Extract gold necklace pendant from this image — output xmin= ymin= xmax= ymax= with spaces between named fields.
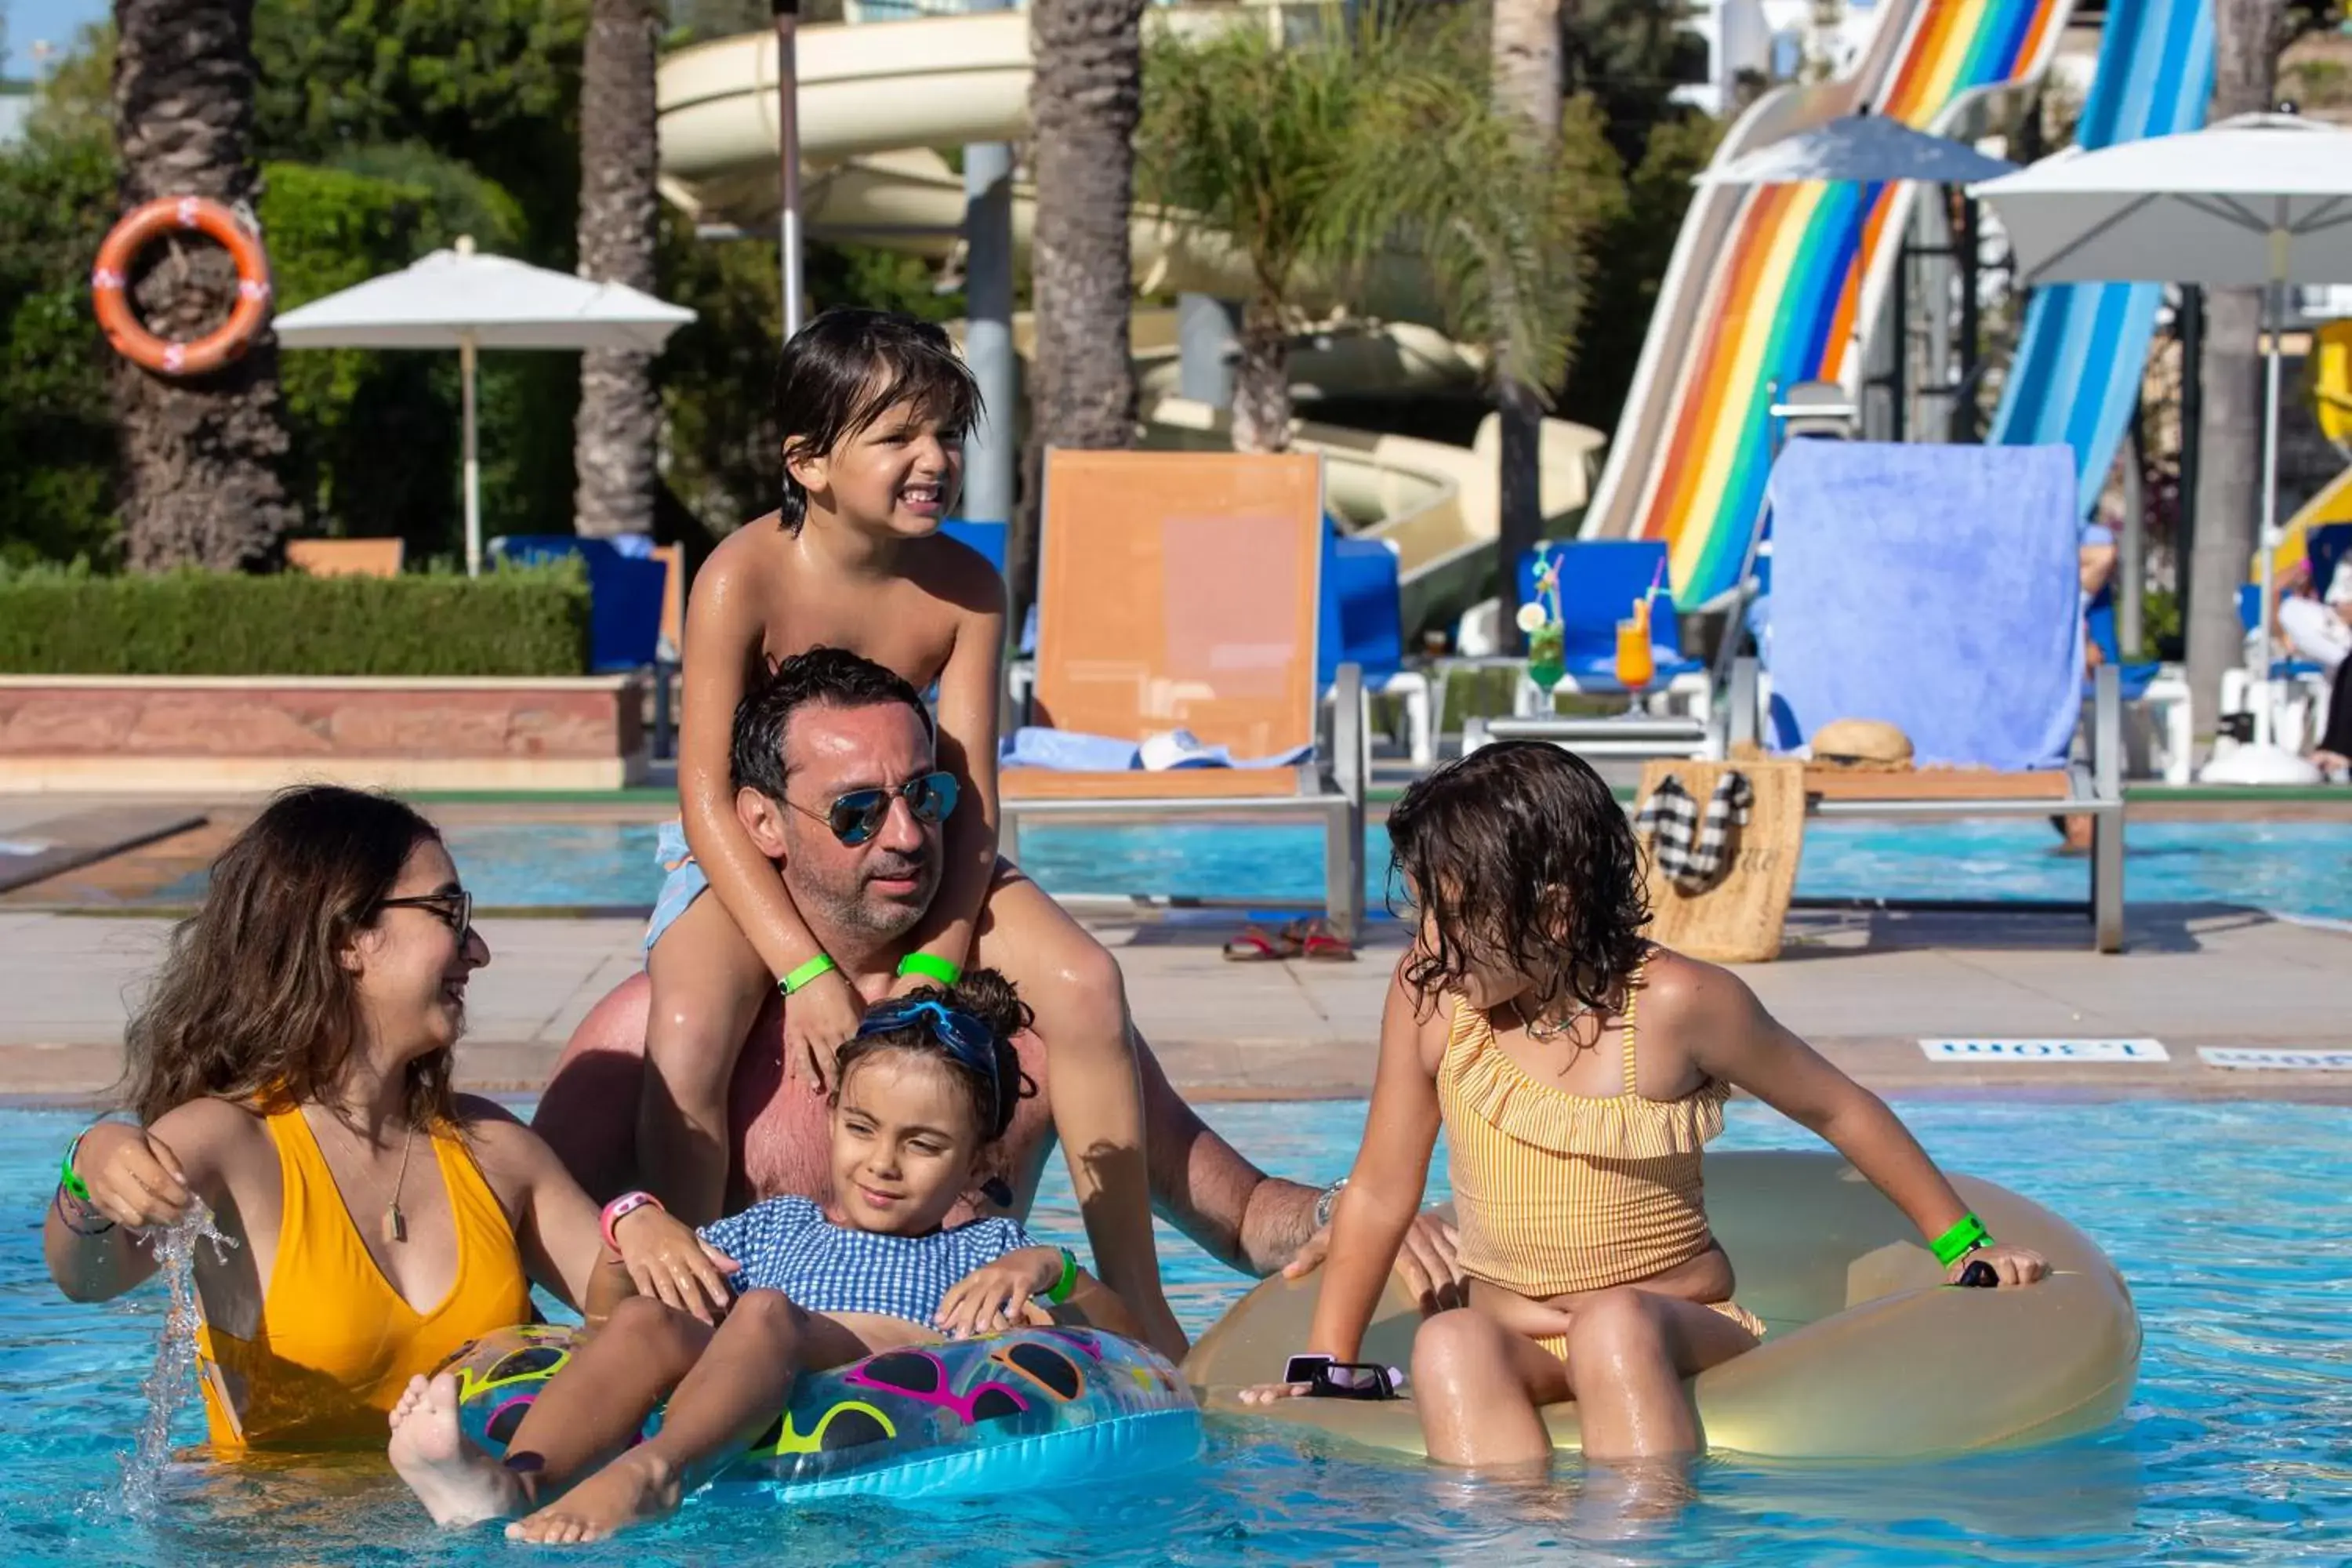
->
xmin=382 ymin=1202 xmax=408 ymax=1246
xmin=1512 ymin=996 xmax=1593 ymax=1042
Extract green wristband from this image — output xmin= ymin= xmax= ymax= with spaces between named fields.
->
xmin=779 ymin=953 xmax=838 ymax=996
xmin=1046 ymin=1247 xmax=1079 ymax=1305
xmin=1929 ymin=1211 xmax=1991 ymax=1268
xmin=895 ymin=953 xmax=962 ymax=986
xmin=59 ymin=1127 xmax=96 ymax=1203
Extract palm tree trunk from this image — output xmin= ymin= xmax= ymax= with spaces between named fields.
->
xmin=2184 ymin=0 xmax=2283 ymax=745
xmin=111 ymin=0 xmax=300 ymax=572
xmin=1490 ymin=0 xmax=1561 ymax=652
xmin=1017 ymin=0 xmax=1144 ymax=613
xmin=574 ymin=0 xmax=663 ymax=540
xmin=1229 ymin=296 xmax=1292 ymax=455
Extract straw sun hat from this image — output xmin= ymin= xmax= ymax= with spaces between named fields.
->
xmin=1809 ymin=717 xmax=1915 ymax=770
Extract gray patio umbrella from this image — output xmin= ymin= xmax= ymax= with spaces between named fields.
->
xmin=1973 ymin=112 xmax=2352 ymax=782
xmin=273 ymin=237 xmax=697 ymax=575
xmin=1697 ymin=110 xmax=2020 ymax=187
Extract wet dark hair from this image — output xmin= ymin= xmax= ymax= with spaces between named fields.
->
xmin=122 ymin=786 xmax=460 ymax=1131
xmin=1385 ymin=742 xmax=1650 ymax=1025
xmin=773 ymin=307 xmax=980 ymax=532
xmin=833 ymin=969 xmax=1035 ymax=1145
xmin=730 ymin=646 xmax=935 ymax=800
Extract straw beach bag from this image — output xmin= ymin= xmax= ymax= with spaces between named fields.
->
xmin=1632 ymin=757 xmax=1805 ymax=963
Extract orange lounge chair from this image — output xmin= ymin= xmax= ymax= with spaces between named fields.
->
xmin=285 ymin=538 xmax=404 ymax=577
xmin=1000 ymin=449 xmax=1368 ymax=938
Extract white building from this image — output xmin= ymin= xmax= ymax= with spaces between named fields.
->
xmin=1671 ymin=0 xmax=1889 ymax=116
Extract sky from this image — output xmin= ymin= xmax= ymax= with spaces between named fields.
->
xmin=3 ymin=0 xmax=108 ymax=78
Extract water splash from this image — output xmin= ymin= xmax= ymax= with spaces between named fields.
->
xmin=114 ymin=1207 xmax=237 ymax=1520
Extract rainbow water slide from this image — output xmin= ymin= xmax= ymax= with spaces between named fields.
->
xmin=1987 ymin=0 xmax=2213 ymax=515
xmin=1581 ymin=0 xmax=2074 ymax=607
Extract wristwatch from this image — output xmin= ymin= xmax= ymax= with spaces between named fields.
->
xmin=1314 ymin=1178 xmax=1348 ymax=1232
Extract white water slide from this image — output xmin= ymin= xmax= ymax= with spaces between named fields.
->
xmin=655 ymin=10 xmax=1603 ymax=631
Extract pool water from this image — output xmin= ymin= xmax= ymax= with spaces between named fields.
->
xmin=5 ymin=1098 xmax=2345 ymax=1566
xmin=151 ymin=818 xmax=2352 ymax=924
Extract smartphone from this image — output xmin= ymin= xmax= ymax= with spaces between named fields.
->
xmin=1283 ymin=1356 xmax=1399 ymax=1399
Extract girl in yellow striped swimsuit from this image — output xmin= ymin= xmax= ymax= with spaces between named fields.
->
xmin=1243 ymin=742 xmax=2048 ymax=1469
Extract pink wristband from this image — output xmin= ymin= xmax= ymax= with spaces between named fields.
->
xmin=601 ymin=1190 xmax=664 ymax=1253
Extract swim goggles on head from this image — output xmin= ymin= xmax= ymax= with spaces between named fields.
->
xmin=856 ymin=997 xmax=1004 ymax=1126
xmin=789 ymin=771 xmax=960 ymax=846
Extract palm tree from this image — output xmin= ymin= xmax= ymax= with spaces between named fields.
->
xmin=1138 ymin=8 xmax=1404 ymax=453
xmin=111 ymin=0 xmax=300 ymax=570
xmin=1021 ymin=0 xmax=1146 ymax=599
xmin=574 ymin=0 xmax=663 ymax=540
xmin=1323 ymin=13 xmax=1617 ymax=458
xmin=2184 ymin=0 xmax=2285 ymax=742
xmin=1486 ymin=0 xmax=1563 ymax=651
xmin=1142 ymin=5 xmax=1614 ymax=464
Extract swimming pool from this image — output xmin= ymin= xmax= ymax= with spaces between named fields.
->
xmin=148 ymin=818 xmax=2352 ymax=924
xmin=3 ymin=1098 xmax=2344 ymax=1565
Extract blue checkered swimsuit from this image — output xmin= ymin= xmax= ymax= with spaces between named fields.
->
xmin=697 ymin=1196 xmax=1043 ymax=1326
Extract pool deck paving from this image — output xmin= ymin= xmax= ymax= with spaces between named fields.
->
xmin=3 ymin=900 xmax=2345 ymax=1105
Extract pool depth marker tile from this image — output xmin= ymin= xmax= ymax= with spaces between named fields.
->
xmin=2197 ymin=1047 xmax=2352 ymax=1072
xmin=1917 ymin=1038 xmax=2172 ymax=1063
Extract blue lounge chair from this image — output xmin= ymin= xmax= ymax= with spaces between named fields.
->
xmin=490 ymin=534 xmax=677 ymax=758
xmin=1738 ymin=441 xmax=2126 ymax=951
xmin=488 ymin=534 xmax=666 ymax=674
xmin=1320 ymin=524 xmax=1433 ymax=765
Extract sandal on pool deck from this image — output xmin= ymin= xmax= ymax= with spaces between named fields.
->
xmin=1293 ymin=918 xmax=1356 ymax=962
xmin=1222 ymin=924 xmax=1300 ymax=962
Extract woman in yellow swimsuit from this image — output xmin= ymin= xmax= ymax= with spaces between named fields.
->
xmin=1244 ymin=743 xmax=2049 ymax=1469
xmin=42 ymin=787 xmax=728 ymax=1450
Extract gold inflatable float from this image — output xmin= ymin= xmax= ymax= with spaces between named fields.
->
xmin=1183 ymin=1151 xmax=2140 ymax=1460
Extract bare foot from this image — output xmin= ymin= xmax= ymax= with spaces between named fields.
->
xmin=506 ymin=1449 xmax=681 ymax=1544
xmin=387 ymin=1372 xmax=526 ymax=1527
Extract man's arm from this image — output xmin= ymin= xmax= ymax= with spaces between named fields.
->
xmin=1137 ymin=1035 xmax=1319 ymax=1275
xmin=1136 ymin=1034 xmax=1463 ymax=1309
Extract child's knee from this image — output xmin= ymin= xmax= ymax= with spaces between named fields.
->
xmin=605 ymin=1294 xmax=705 ymax=1358
xmin=1565 ymin=1288 xmax=1666 ymax=1369
xmin=728 ymin=1288 xmax=808 ymax=1345
xmin=1414 ymin=1307 xmax=1507 ymax=1382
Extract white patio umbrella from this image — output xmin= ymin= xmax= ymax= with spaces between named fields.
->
xmin=272 ymin=237 xmax=697 ymax=575
xmin=1698 ymin=109 xmax=2020 ymax=187
xmin=1972 ymin=112 xmax=2352 ymax=781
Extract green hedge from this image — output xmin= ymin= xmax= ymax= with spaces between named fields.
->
xmin=0 ymin=561 xmax=590 ymax=677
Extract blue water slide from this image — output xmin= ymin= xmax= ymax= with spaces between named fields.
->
xmin=1987 ymin=0 xmax=2215 ymax=519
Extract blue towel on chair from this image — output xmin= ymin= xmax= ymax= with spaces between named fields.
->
xmin=1765 ymin=442 xmax=2085 ymax=771
xmin=999 ymin=728 xmax=1141 ymax=771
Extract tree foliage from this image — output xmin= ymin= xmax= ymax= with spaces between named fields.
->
xmin=1141 ymin=5 xmax=1627 ymax=448
xmin=251 ymin=0 xmax=588 ymax=247
xmin=1322 ymin=10 xmax=1624 ymax=412
xmin=1138 ymin=5 xmax=1410 ymax=449
xmin=0 ymin=109 xmax=120 ymax=566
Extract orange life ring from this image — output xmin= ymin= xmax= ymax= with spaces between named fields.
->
xmin=91 ymin=195 xmax=273 ymax=378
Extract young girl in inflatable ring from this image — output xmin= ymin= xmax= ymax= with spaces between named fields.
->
xmin=389 ymin=969 xmax=1139 ymax=1542
xmin=1243 ymin=742 xmax=2047 ymax=1468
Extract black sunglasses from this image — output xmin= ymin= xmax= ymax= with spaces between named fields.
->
xmin=789 ymin=771 xmax=959 ymax=846
xmin=378 ymin=889 xmax=474 ymax=935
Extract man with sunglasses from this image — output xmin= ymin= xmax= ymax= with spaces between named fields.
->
xmin=537 ymin=650 xmax=1465 ymax=1324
